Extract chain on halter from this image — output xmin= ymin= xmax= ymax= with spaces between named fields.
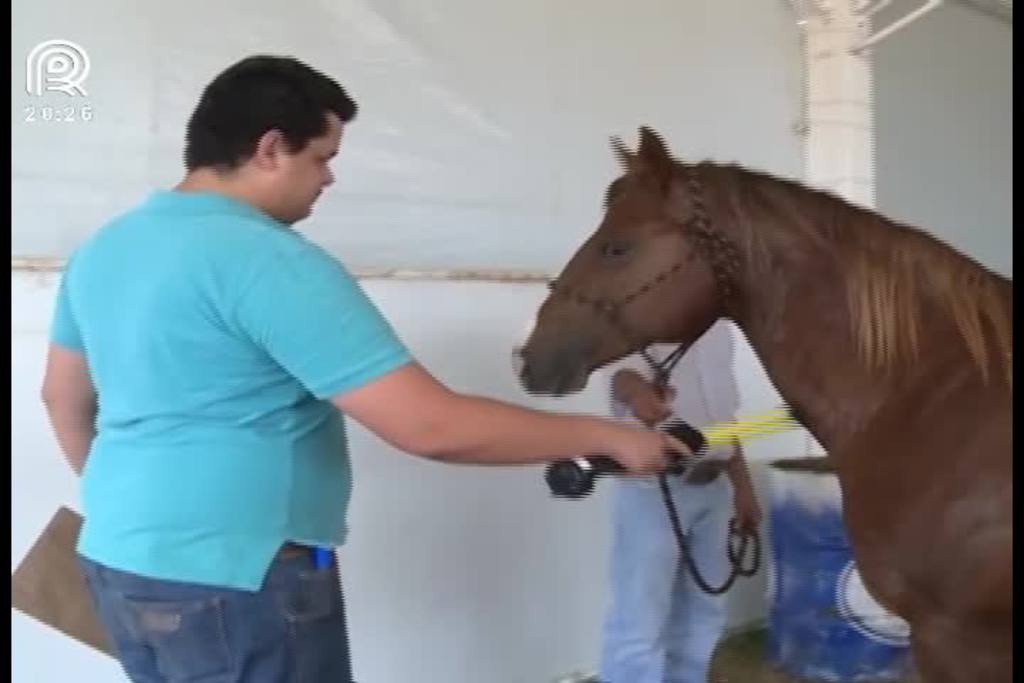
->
xmin=546 ymin=163 xmax=759 ymax=595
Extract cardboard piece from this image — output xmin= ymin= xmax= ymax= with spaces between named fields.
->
xmin=11 ymin=506 xmax=114 ymax=657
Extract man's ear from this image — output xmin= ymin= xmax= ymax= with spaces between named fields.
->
xmin=250 ymin=129 xmax=288 ymax=170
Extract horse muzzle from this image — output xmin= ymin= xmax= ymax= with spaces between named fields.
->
xmin=516 ymin=337 xmax=595 ymax=396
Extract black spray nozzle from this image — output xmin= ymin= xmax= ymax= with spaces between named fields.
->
xmin=544 ymin=420 xmax=709 ymax=499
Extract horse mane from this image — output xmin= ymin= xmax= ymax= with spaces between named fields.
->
xmin=709 ymin=163 xmax=1012 ymax=386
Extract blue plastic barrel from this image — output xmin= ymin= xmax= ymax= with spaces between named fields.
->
xmin=766 ymin=469 xmax=912 ymax=681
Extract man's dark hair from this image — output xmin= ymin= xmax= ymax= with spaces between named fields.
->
xmin=184 ymin=56 xmax=357 ymax=171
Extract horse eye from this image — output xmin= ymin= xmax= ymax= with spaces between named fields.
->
xmin=600 ymin=241 xmax=633 ymax=258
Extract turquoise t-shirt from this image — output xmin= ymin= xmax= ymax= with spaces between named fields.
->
xmin=50 ymin=190 xmax=412 ymax=591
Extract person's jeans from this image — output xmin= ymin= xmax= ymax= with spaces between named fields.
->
xmin=599 ymin=475 xmax=732 ymax=683
xmin=78 ymin=549 xmax=354 ymax=682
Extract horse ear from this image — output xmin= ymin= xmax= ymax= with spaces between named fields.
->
xmin=637 ymin=126 xmax=673 ymax=166
xmin=636 ymin=126 xmax=676 ymax=187
xmin=609 ymin=136 xmax=635 ymax=171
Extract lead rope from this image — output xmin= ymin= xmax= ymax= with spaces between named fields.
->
xmin=638 ymin=346 xmax=761 ymax=595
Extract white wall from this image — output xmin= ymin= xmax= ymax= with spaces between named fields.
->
xmin=874 ymin=0 xmax=1013 ymax=276
xmin=12 ymin=0 xmax=803 ymax=270
xmin=13 ymin=272 xmax=790 ymax=682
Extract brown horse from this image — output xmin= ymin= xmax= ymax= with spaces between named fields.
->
xmin=518 ymin=128 xmax=1011 ymax=682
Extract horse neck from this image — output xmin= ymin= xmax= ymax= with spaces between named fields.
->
xmin=708 ymin=177 xmax=893 ymax=452
xmin=730 ymin=269 xmax=886 ymax=451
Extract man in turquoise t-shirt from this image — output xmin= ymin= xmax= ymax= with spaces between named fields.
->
xmin=42 ymin=56 xmax=686 ymax=682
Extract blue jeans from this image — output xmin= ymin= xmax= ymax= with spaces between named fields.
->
xmin=78 ymin=550 xmax=354 ymax=682
xmin=599 ymin=475 xmax=732 ymax=683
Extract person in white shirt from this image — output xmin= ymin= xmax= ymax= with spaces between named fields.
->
xmin=598 ymin=320 xmax=762 ymax=683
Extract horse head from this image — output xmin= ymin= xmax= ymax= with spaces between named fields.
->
xmin=519 ymin=127 xmax=729 ymax=395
